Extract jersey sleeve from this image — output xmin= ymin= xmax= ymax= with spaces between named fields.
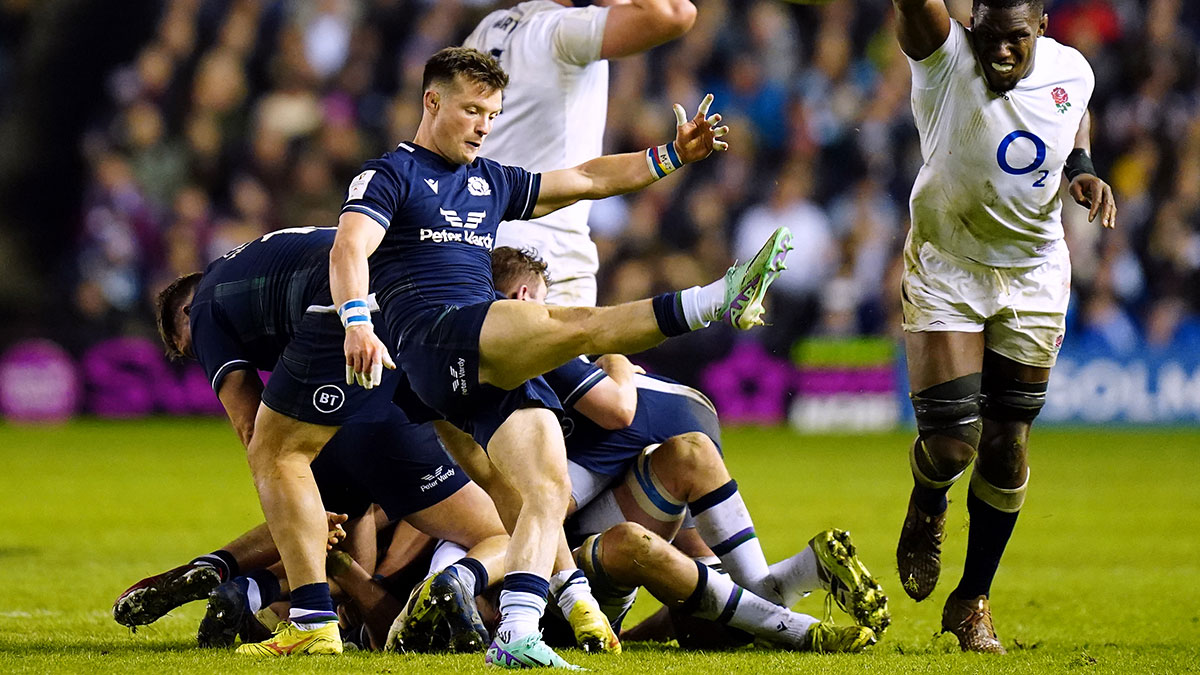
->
xmin=908 ymin=19 xmax=968 ymax=90
xmin=499 ymin=164 xmax=542 ymax=221
xmin=550 ymin=6 xmax=609 ymax=67
xmin=542 ymin=356 xmax=608 ymax=410
xmin=341 ymin=158 xmax=407 ymax=229
xmin=189 ymin=303 xmax=255 ymax=393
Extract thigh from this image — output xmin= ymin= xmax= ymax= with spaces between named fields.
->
xmin=403 ymin=481 xmax=505 ymax=548
xmin=487 ymin=407 xmax=569 ymax=492
xmin=478 ymin=300 xmax=588 ymax=390
xmin=905 ymin=331 xmax=987 ymax=392
xmin=984 ymin=249 xmax=1071 ymax=369
xmin=249 ymin=404 xmax=338 ymax=460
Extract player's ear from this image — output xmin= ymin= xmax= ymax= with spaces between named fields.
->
xmin=1038 ymin=13 xmax=1047 ymax=37
xmin=182 ymin=304 xmax=191 ymax=316
xmin=516 ymin=284 xmax=531 ymax=301
xmin=424 ymin=89 xmax=440 ymax=114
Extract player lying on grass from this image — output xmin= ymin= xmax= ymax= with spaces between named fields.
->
xmin=490 ymin=247 xmax=889 ymax=639
xmin=330 ymin=46 xmax=787 ymax=668
xmin=125 ymin=226 xmax=512 ymax=655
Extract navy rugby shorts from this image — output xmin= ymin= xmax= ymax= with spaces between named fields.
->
xmin=312 ymin=408 xmax=470 ymax=521
xmin=390 ymin=301 xmax=562 ymax=448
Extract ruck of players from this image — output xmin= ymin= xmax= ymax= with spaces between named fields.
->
xmin=113 ymin=0 xmax=1115 ymax=668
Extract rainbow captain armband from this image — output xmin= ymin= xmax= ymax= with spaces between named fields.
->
xmin=338 ymin=299 xmax=372 ymax=329
xmin=646 ymin=142 xmax=682 ymax=180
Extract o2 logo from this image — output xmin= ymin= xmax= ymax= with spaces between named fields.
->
xmin=996 ymin=130 xmax=1050 ymax=188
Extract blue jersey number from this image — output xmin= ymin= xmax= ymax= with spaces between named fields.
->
xmin=997 ymin=130 xmax=1049 ymax=187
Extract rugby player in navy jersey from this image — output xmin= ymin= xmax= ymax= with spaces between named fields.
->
xmin=330 ymin=47 xmax=791 ymax=668
xmin=491 ymin=247 xmax=887 ymax=650
xmin=140 ymin=226 xmax=508 ymax=655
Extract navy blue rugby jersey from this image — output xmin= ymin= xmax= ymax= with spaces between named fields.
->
xmin=544 ymin=357 xmax=724 ymax=476
xmin=340 ymin=142 xmax=540 ymax=318
xmin=189 ymin=226 xmax=337 ymax=392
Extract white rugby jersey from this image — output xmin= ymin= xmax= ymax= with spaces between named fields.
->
xmin=907 ymin=20 xmax=1094 ymax=267
xmin=464 ymin=1 xmax=610 ymax=251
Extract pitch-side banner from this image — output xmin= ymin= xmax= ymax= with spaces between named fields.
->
xmin=1042 ymin=346 xmax=1200 ymax=425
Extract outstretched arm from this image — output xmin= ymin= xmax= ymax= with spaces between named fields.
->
xmin=893 ymin=0 xmax=951 ymax=61
xmin=1067 ymin=111 xmax=1116 ymax=229
xmin=330 ymin=212 xmax=394 ymax=388
xmin=600 ymin=0 xmax=696 ymax=59
xmin=532 ymin=95 xmax=727 ymax=218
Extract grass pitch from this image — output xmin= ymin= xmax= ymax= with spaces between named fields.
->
xmin=1 ymin=419 xmax=1198 ymax=673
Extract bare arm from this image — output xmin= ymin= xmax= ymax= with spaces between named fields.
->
xmin=330 ymin=212 xmax=393 ymax=387
xmin=572 ymin=354 xmax=641 ymax=430
xmin=1067 ymin=111 xmax=1117 ymax=228
xmin=893 ymin=0 xmax=951 ymax=61
xmin=215 ymin=369 xmax=265 ymax=448
xmin=532 ymin=95 xmax=726 ymax=218
xmin=600 ymin=0 xmax=696 ymax=59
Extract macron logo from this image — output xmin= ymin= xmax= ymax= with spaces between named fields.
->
xmin=425 ymin=178 xmax=439 ymax=194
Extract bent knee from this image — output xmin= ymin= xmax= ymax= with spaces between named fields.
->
xmin=599 ymin=522 xmax=658 ymax=567
xmin=655 ymin=432 xmax=724 ymax=475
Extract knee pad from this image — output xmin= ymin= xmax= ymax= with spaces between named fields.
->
xmin=625 ymin=446 xmax=687 ymax=523
xmin=981 ymin=371 xmax=1048 ymax=423
xmin=969 ymin=466 xmax=1029 ymax=512
xmin=909 ymin=373 xmax=983 ymax=484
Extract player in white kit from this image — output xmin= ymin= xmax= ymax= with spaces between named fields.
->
xmin=890 ymin=0 xmax=1116 ymax=654
xmin=464 ymin=0 xmax=698 ymax=306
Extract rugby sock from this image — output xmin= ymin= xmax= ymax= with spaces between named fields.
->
xmin=955 ymin=479 xmax=1022 ymax=598
xmin=578 ymin=534 xmax=639 ymax=626
xmin=428 ymin=539 xmax=469 ymax=576
xmin=652 ymin=293 xmax=692 ymax=336
xmin=451 ymin=557 xmax=489 ymax=597
xmin=287 ymin=582 xmax=338 ymax=629
xmin=190 ymin=550 xmax=239 ymax=582
xmin=682 ymin=561 xmax=817 ymax=644
xmin=767 ymin=547 xmax=822 ymax=607
xmin=496 ymin=572 xmax=549 ymax=642
xmin=550 ymin=569 xmax=596 ymax=618
xmin=235 ymin=569 xmax=281 ymax=614
xmin=690 ymin=480 xmax=780 ymax=604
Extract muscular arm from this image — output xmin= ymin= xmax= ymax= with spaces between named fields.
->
xmin=215 ymin=369 xmax=265 ymax=448
xmin=573 ymin=355 xmax=640 ymax=430
xmin=600 ymin=0 xmax=696 ymax=59
xmin=532 ymin=96 xmax=725 ymax=218
xmin=893 ymin=0 xmax=951 ymax=61
xmin=330 ymin=212 xmax=393 ymax=384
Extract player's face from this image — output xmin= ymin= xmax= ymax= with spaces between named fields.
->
xmin=969 ymin=4 xmax=1047 ymax=93
xmin=429 ymin=75 xmax=503 ymax=165
xmin=501 ymin=276 xmax=548 ymax=304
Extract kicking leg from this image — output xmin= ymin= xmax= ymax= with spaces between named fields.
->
xmin=479 ymin=227 xmax=793 ymax=390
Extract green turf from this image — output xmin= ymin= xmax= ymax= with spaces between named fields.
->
xmin=1 ymin=419 xmax=1198 ymax=673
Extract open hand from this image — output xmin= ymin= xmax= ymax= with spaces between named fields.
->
xmin=672 ymin=93 xmax=730 ymax=164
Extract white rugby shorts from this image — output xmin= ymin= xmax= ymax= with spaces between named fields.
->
xmin=902 ymin=239 xmax=1071 ymax=368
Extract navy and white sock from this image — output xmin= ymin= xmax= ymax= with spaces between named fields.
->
xmin=682 ymin=561 xmax=816 ymax=644
xmin=690 ymin=480 xmax=780 ymax=604
xmin=550 ymin=569 xmax=595 ymax=618
xmin=496 ymin=572 xmax=549 ymax=642
xmin=288 ymin=582 xmax=337 ymax=630
xmin=190 ymin=550 xmax=238 ymax=582
xmin=428 ymin=539 xmax=469 ymax=576
xmin=451 ymin=557 xmax=489 ymax=597
xmin=233 ymin=569 xmax=281 ymax=614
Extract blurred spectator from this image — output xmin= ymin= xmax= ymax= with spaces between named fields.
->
xmin=45 ymin=0 xmax=1200 ymax=365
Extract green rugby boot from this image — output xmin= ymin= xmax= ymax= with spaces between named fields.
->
xmin=486 ymin=632 xmax=582 ymax=669
xmin=720 ymin=226 xmax=793 ymax=330
xmin=809 ymin=529 xmax=891 ymax=636
xmin=803 ymin=621 xmax=876 ymax=653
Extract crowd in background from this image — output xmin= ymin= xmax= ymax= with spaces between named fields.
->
xmin=63 ymin=0 xmax=1200 ymax=359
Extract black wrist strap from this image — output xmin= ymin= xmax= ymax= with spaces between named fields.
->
xmin=1065 ymin=148 xmax=1096 ymax=182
